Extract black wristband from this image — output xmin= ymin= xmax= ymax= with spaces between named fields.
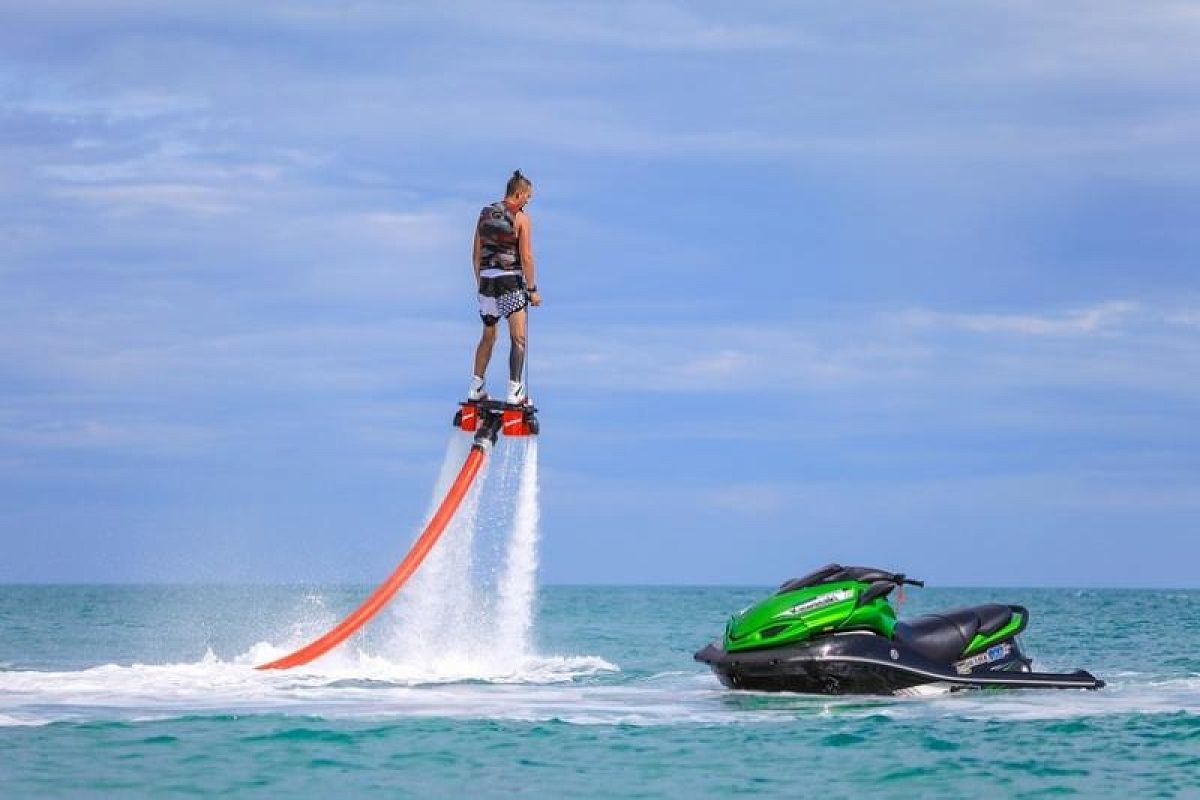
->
xmin=527 ymin=285 xmax=538 ymax=293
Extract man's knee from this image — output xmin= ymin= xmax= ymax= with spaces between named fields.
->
xmin=510 ymin=331 xmax=527 ymax=351
xmin=481 ymin=325 xmax=499 ymax=343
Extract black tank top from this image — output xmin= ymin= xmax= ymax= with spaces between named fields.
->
xmin=477 ymin=201 xmax=522 ymax=271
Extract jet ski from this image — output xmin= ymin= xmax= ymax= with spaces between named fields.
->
xmin=694 ymin=564 xmax=1104 ymax=695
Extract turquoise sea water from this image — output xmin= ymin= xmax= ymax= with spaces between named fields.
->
xmin=1 ymin=584 xmax=1198 ymax=798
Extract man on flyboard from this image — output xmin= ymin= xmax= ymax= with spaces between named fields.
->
xmin=467 ymin=170 xmax=541 ymax=406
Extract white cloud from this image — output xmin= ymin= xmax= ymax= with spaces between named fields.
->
xmin=0 ymin=417 xmax=216 ymax=455
xmin=54 ymin=183 xmax=241 ymax=215
xmin=967 ymin=1 xmax=1200 ymax=82
xmin=707 ymin=483 xmax=791 ymax=515
xmin=4 ymin=0 xmax=1198 ymax=203
xmin=1167 ymin=310 xmax=1200 ymax=328
xmin=527 ymin=300 xmax=1200 ymax=401
xmin=413 ymin=1 xmax=805 ymax=53
xmin=892 ymin=301 xmax=1140 ymax=336
xmin=44 ymin=158 xmax=284 ymax=186
xmin=350 ymin=211 xmax=460 ymax=250
xmin=20 ymin=90 xmax=207 ymax=122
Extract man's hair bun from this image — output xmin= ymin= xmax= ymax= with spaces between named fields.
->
xmin=506 ymin=170 xmax=532 ymax=197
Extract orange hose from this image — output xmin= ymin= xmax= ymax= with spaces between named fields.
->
xmin=256 ymin=446 xmax=487 ymax=670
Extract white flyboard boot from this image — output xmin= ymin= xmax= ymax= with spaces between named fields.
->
xmin=506 ymin=380 xmax=528 ymax=406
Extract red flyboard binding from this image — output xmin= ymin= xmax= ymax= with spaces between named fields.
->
xmin=454 ymin=398 xmax=539 ymax=440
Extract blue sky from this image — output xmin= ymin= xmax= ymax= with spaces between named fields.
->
xmin=1 ymin=2 xmax=1197 ymax=586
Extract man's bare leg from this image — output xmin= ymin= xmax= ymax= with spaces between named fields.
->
xmin=473 ymin=323 xmax=498 ymax=387
xmin=507 ymin=309 xmax=527 ymax=383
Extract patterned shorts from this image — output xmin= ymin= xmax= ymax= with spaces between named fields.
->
xmin=478 ymin=270 xmax=528 ymax=326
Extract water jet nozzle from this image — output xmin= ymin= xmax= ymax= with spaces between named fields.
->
xmin=472 ymin=411 xmax=502 ymax=451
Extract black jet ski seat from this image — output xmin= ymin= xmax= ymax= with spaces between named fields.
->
xmin=893 ymin=604 xmax=1018 ymax=663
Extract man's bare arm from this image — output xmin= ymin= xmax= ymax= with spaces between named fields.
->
xmin=472 ymin=231 xmax=482 ymax=287
xmin=518 ymin=215 xmax=538 ymax=293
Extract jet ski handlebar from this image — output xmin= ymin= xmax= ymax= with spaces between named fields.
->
xmin=777 ymin=565 xmax=925 ymax=595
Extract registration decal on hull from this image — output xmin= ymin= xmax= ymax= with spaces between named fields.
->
xmin=954 ymin=642 xmax=1012 ymax=674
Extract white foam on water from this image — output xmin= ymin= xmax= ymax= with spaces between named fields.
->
xmin=856 ymin=673 xmax=1200 ymax=722
xmin=0 ymin=654 xmax=622 ymax=728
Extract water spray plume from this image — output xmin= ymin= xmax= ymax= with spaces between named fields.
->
xmin=256 ymin=446 xmax=488 ymax=670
